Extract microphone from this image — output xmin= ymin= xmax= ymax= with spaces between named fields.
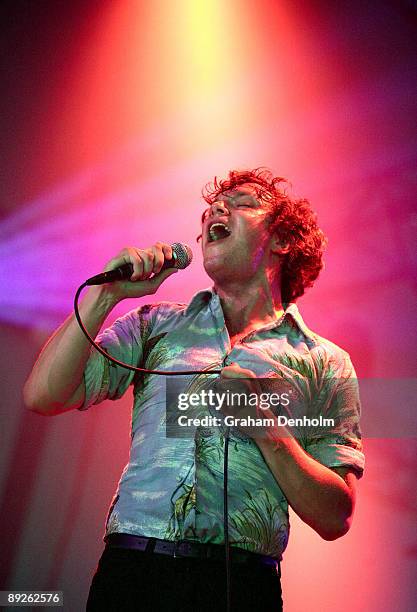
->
xmin=85 ymin=243 xmax=193 ymax=286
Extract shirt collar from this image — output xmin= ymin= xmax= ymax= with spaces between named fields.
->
xmin=185 ymin=287 xmax=214 ymax=315
xmin=281 ymin=302 xmax=316 ymax=341
xmin=185 ymin=287 xmax=316 ymax=341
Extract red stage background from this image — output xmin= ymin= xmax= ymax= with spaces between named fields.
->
xmin=0 ymin=1 xmax=416 ymax=610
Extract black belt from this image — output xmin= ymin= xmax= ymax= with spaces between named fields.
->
xmin=105 ymin=533 xmax=279 ymax=569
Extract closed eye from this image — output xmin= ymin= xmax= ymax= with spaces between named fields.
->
xmin=232 ymin=194 xmax=258 ymax=208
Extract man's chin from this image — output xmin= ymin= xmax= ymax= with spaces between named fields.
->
xmin=203 ymin=258 xmax=221 ymax=279
xmin=203 ymin=258 xmax=241 ymax=283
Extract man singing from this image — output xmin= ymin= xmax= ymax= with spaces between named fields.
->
xmin=24 ymin=168 xmax=364 ymax=611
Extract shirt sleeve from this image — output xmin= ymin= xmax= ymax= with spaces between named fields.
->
xmin=79 ymin=305 xmax=155 ymax=411
xmin=302 ymin=352 xmax=365 ymax=477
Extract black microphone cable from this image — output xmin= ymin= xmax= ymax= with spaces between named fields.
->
xmin=223 ymin=426 xmax=231 ymax=612
xmin=74 ymin=281 xmax=232 ymax=612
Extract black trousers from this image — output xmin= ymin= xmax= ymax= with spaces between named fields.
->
xmin=86 ymin=546 xmax=283 ymax=611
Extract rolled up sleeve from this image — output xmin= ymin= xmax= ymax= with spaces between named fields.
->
xmin=303 ymin=355 xmax=365 ymax=477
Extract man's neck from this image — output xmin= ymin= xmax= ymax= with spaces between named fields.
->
xmin=214 ymin=279 xmax=285 ymax=341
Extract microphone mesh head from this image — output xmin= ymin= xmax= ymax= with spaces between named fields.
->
xmin=172 ymin=243 xmax=193 ymax=269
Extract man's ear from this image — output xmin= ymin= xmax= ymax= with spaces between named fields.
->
xmin=270 ymin=233 xmax=290 ymax=256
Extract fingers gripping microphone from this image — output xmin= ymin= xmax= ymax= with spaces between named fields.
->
xmin=85 ymin=243 xmax=193 ymax=286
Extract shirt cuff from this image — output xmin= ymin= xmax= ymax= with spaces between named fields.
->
xmin=306 ymin=438 xmax=365 ymax=477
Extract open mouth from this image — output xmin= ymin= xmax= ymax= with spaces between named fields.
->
xmin=208 ymin=222 xmax=231 ymax=242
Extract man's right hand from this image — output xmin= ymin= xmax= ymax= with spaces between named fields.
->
xmin=99 ymin=242 xmax=179 ymax=303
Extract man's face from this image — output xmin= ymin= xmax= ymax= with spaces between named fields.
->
xmin=201 ymin=185 xmax=277 ymax=283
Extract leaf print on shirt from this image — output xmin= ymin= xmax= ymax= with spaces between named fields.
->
xmin=106 ymin=510 xmax=122 ymax=536
xmin=165 ymin=483 xmax=196 ymax=540
xmin=195 ymin=431 xmax=225 ymax=465
xmin=230 ymin=488 xmax=288 ymax=558
xmin=140 ymin=333 xmax=169 ymax=386
xmin=267 ymin=351 xmax=343 ymax=445
xmin=132 ymin=333 xmax=169 ymax=432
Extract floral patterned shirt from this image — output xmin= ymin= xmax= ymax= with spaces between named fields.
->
xmin=81 ymin=288 xmax=364 ymax=560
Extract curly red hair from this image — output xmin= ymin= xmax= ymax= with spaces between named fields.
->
xmin=202 ymin=168 xmax=327 ymax=303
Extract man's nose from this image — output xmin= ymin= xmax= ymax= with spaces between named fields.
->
xmin=210 ymin=201 xmax=230 ymax=216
